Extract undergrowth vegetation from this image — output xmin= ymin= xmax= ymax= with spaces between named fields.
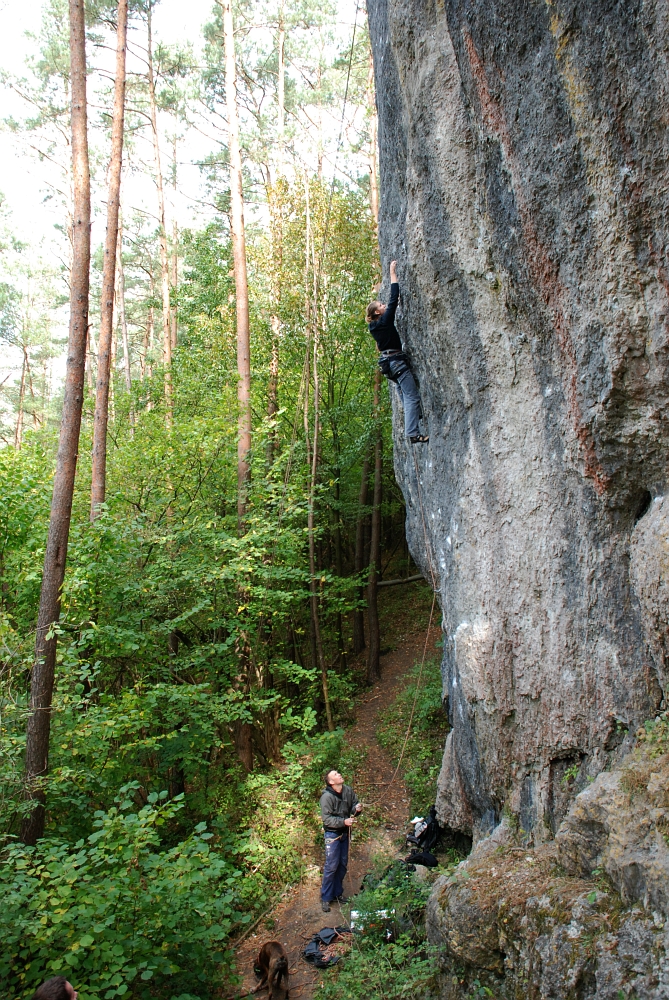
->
xmin=377 ymin=657 xmax=448 ymax=815
xmin=319 ymin=866 xmax=440 ymax=1000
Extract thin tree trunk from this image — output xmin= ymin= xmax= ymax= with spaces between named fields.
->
xmin=352 ymin=454 xmax=370 ymax=654
xmin=22 ymin=0 xmax=91 ymax=845
xmin=366 ymin=370 xmax=383 ymax=685
xmin=90 ymin=0 xmax=127 ymax=519
xmin=170 ymin=136 xmax=178 ymax=351
xmin=14 ymin=346 xmax=27 ymax=449
xmin=145 ymin=266 xmax=155 ymax=396
xmin=222 ymin=0 xmax=253 ymax=769
xmin=171 ymin=216 xmax=178 ymax=350
xmin=147 ymin=2 xmax=172 ymax=422
xmin=308 ymin=326 xmax=334 ymax=730
xmin=222 ymin=0 xmax=251 ymax=525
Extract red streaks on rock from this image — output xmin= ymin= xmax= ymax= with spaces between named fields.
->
xmin=464 ymin=28 xmax=609 ymax=494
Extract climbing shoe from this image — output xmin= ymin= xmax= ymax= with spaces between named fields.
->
xmin=410 ymin=435 xmax=429 ymax=444
xmin=321 ymin=900 xmax=331 ymax=912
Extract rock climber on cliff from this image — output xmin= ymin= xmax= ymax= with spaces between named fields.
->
xmin=366 ymin=259 xmax=428 ymax=444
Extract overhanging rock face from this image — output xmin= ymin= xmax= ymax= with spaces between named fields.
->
xmin=367 ymin=0 xmax=669 ymax=842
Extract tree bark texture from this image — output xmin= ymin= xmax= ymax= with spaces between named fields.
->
xmin=22 ymin=0 xmax=91 ymax=845
xmin=366 ymin=370 xmax=383 ymax=684
xmin=90 ymin=0 xmax=127 ymax=519
xmin=222 ymin=0 xmax=252 ymax=527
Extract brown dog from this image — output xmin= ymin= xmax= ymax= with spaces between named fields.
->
xmin=251 ymin=941 xmax=289 ymax=999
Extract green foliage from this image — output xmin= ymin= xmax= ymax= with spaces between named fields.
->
xmin=0 ymin=790 xmax=242 ymax=1000
xmin=376 ymin=658 xmax=448 ymax=814
xmin=318 ymin=870 xmax=439 ymax=1000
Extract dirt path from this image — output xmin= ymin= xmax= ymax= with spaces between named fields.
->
xmin=233 ymin=626 xmax=440 ymax=1000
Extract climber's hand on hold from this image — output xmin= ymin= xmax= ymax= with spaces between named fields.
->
xmin=389 ymin=259 xmax=398 ymax=283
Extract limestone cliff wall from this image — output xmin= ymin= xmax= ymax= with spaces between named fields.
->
xmin=367 ymin=0 xmax=669 ymax=841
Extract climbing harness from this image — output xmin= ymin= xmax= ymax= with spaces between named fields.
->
xmin=377 ymin=349 xmax=412 ymax=383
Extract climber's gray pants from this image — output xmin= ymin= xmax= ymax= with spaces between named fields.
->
xmin=388 ymin=358 xmax=422 ymax=439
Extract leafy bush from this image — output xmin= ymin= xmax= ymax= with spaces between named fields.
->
xmin=318 ymin=867 xmax=439 ymax=1000
xmin=0 ymin=789 xmax=246 ymax=1000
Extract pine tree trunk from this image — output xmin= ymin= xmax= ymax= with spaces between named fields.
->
xmin=22 ymin=0 xmax=91 ymax=845
xmin=366 ymin=370 xmax=383 ymax=685
xmin=147 ymin=4 xmax=172 ymax=422
xmin=352 ymin=454 xmax=370 ymax=654
xmin=222 ymin=0 xmax=251 ymax=525
xmin=308 ymin=326 xmax=334 ymax=731
xmin=223 ymin=0 xmax=253 ymax=768
xmin=90 ymin=0 xmax=127 ymax=519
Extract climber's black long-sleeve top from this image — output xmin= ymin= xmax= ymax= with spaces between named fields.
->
xmin=368 ymin=282 xmax=402 ymax=352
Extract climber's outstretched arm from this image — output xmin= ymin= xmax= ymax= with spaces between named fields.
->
xmin=385 ymin=259 xmax=399 ymax=326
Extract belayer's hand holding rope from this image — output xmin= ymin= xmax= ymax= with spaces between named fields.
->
xmin=366 ymin=259 xmax=429 ymax=445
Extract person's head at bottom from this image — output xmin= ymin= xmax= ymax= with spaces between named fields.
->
xmin=31 ymin=977 xmax=78 ymax=1000
xmin=325 ymin=769 xmax=344 ymax=792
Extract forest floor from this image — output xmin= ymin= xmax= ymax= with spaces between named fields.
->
xmin=233 ymin=582 xmax=440 ymax=1000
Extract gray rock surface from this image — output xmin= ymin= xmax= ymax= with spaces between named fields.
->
xmin=426 ymin=734 xmax=669 ymax=997
xmin=367 ymin=0 xmax=669 ymax=840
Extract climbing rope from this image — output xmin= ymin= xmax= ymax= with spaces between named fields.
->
xmin=384 ymin=448 xmax=439 ymax=788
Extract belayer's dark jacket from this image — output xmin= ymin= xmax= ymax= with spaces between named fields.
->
xmin=368 ymin=282 xmax=402 ymax=353
xmin=320 ymin=784 xmax=360 ymax=832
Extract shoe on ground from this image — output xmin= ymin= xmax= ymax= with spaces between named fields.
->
xmin=336 ymin=894 xmax=349 ymax=903
xmin=321 ymin=900 xmax=331 ymax=912
xmin=410 ymin=435 xmax=429 ymax=444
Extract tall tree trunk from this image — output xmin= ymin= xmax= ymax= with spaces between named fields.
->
xmin=90 ymin=0 xmax=127 ymax=519
xmin=22 ymin=0 xmax=91 ymax=845
xmin=14 ymin=346 xmax=27 ymax=449
xmin=147 ymin=2 xmax=172 ymax=422
xmin=117 ymin=222 xmax=135 ymax=436
xmin=170 ymin=136 xmax=178 ymax=351
xmin=308 ymin=325 xmax=334 ymax=730
xmin=352 ymin=455 xmax=370 ymax=654
xmin=223 ymin=0 xmax=253 ymax=770
xmin=265 ymin=0 xmax=284 ymax=454
xmin=366 ymin=370 xmax=383 ymax=685
xmin=223 ymin=0 xmax=251 ymax=524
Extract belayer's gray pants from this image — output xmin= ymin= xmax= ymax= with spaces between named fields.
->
xmin=388 ymin=358 xmax=423 ymax=438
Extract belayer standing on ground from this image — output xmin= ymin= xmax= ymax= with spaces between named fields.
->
xmin=319 ymin=768 xmax=362 ymax=912
xmin=366 ymin=259 xmax=429 ymax=444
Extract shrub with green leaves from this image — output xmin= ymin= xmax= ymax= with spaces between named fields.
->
xmin=0 ymin=789 xmax=247 ymax=1000
xmin=318 ymin=869 xmax=439 ymax=1000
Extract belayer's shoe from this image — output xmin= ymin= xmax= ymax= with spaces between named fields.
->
xmin=335 ymin=894 xmax=349 ymax=903
xmin=321 ymin=900 xmax=331 ymax=912
xmin=410 ymin=435 xmax=429 ymax=444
